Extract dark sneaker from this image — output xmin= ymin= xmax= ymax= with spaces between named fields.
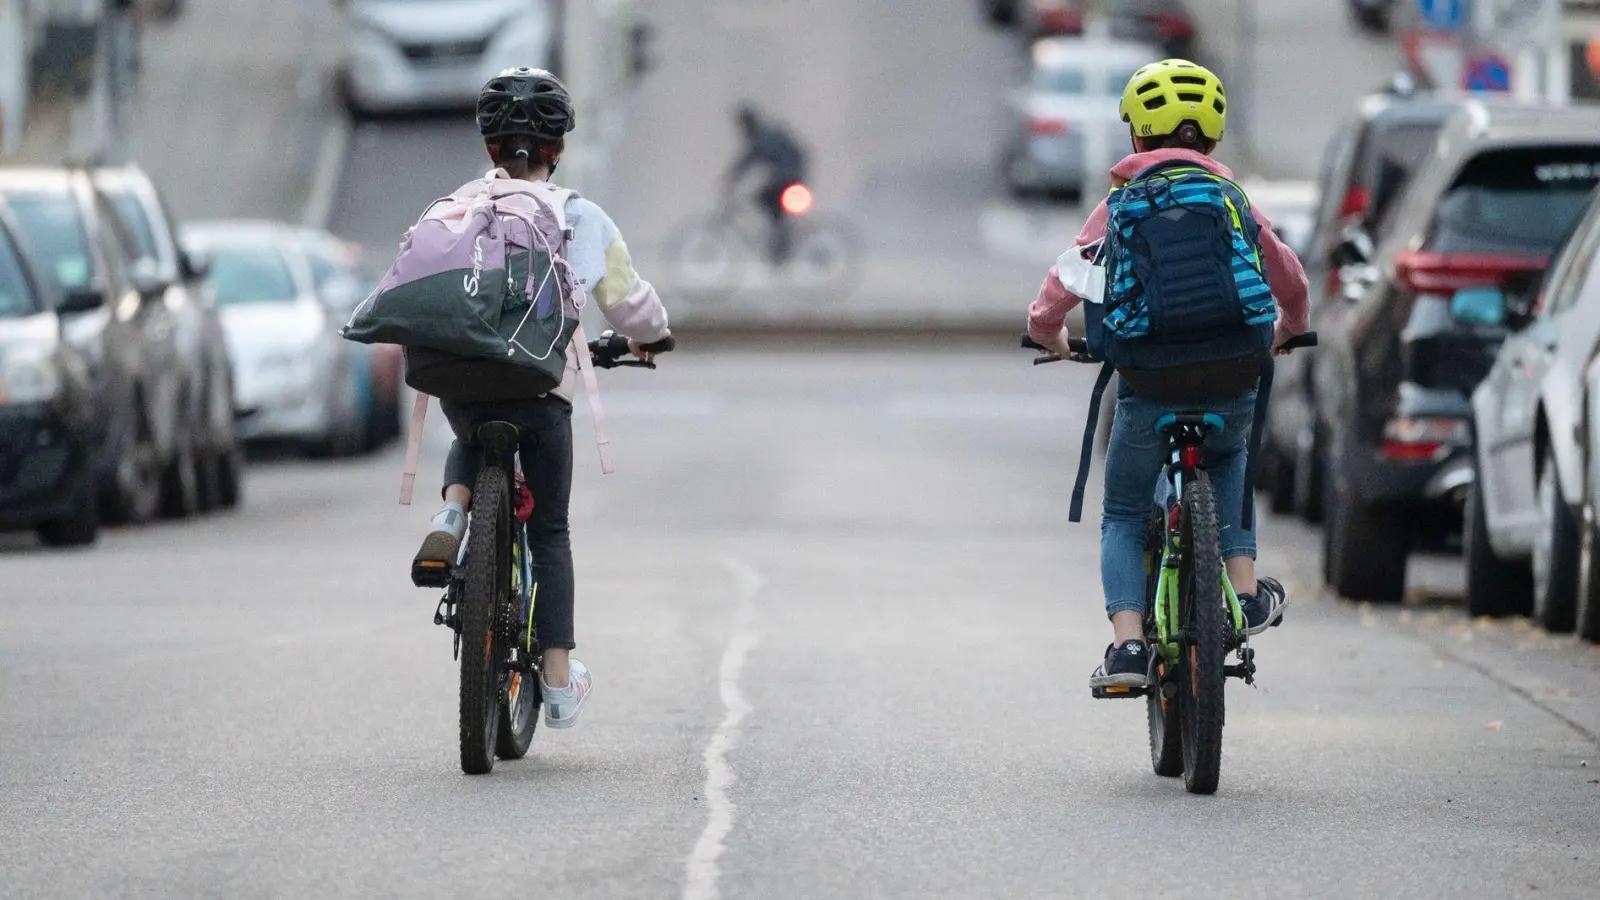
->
xmin=1239 ymin=577 xmax=1288 ymax=635
xmin=1089 ymin=640 xmax=1152 ymax=689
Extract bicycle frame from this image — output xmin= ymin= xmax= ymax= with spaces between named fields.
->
xmin=1147 ymin=420 xmax=1248 ymax=665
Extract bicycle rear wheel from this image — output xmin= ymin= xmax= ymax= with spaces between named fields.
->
xmin=1178 ymin=472 xmax=1227 ymax=794
xmin=460 ymin=466 xmax=511 ymax=775
xmin=1145 ymin=504 xmax=1183 ymax=778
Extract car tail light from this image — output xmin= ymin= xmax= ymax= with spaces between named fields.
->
xmin=1381 ymin=416 xmax=1470 ymax=462
xmin=1392 ymin=251 xmax=1548 ymax=294
xmin=1338 ymin=185 xmax=1370 ymax=219
xmin=1030 ymin=116 xmax=1071 ymax=136
xmin=1037 ymin=5 xmax=1083 ymax=33
xmin=1153 ymin=12 xmax=1193 ymax=40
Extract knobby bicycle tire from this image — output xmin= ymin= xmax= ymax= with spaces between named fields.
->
xmin=1178 ymin=472 xmax=1227 ymax=795
xmin=460 ymin=466 xmax=510 ymax=775
xmin=495 ymin=531 xmax=541 ymax=761
xmin=1144 ymin=504 xmax=1183 ymax=777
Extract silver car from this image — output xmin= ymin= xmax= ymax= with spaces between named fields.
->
xmin=337 ymin=0 xmax=555 ymax=116
xmin=180 ymin=221 xmax=369 ymax=456
xmin=1002 ymin=37 xmax=1157 ymax=200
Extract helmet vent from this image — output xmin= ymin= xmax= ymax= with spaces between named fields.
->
xmin=1142 ymin=95 xmax=1169 ymax=110
xmin=1177 ymin=92 xmax=1205 ymax=103
xmin=1170 ymin=75 xmax=1209 ymax=86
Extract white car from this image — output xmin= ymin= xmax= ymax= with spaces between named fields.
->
xmin=1236 ymin=179 xmax=1317 ymax=257
xmin=180 ymin=221 xmax=369 ymax=456
xmin=1003 ymin=37 xmax=1160 ymax=200
xmin=337 ymin=0 xmax=555 ymax=115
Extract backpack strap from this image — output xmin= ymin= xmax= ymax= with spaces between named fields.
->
xmin=398 ymin=390 xmax=429 ymax=505
xmin=571 ymin=323 xmax=615 ymax=475
xmin=1241 ymin=355 xmax=1275 ymax=531
xmin=1070 ymin=361 xmax=1118 ymax=523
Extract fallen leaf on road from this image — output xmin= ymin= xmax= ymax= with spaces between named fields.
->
xmin=1486 ymin=720 xmax=1503 ymax=731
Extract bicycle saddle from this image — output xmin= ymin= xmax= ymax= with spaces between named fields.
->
xmin=1154 ymin=412 xmax=1225 ymax=436
xmin=474 ymin=421 xmax=520 ymax=454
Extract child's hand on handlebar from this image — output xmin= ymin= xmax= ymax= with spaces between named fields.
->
xmin=629 ymin=329 xmax=672 ymax=363
xmin=1041 ymin=329 xmax=1075 ymax=360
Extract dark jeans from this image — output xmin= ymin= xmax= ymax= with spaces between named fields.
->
xmin=441 ymin=395 xmax=575 ymax=650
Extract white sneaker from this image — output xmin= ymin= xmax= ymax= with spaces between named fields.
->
xmin=541 ymin=659 xmax=592 ymax=729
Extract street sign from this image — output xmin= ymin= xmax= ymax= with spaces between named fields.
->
xmin=1418 ymin=0 xmax=1466 ymax=30
xmin=1465 ymin=52 xmax=1514 ymax=92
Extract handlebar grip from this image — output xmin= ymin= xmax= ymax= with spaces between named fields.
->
xmin=1279 ymin=331 xmax=1318 ymax=350
xmin=640 ymin=336 xmax=676 ymax=354
xmin=1019 ymin=333 xmax=1048 ymax=352
xmin=1067 ymin=337 xmax=1088 ymax=354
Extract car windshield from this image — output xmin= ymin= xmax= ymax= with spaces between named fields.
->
xmin=0 ymin=228 xmax=39 ymax=318
xmin=1427 ymin=146 xmax=1600 ymax=255
xmin=1033 ymin=65 xmax=1086 ymax=95
xmin=3 ymin=191 xmax=93 ymax=294
xmin=105 ymin=190 xmax=160 ymax=263
xmin=203 ymin=244 xmax=298 ymax=304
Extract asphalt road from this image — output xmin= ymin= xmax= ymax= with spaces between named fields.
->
xmin=3 ymin=348 xmax=1599 ymax=899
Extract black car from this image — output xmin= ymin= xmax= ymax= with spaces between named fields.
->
xmin=1107 ymin=0 xmax=1196 ymax=59
xmin=0 ymin=200 xmax=99 ymax=546
xmin=1261 ymin=90 xmax=1463 ymax=522
xmin=93 ymin=164 xmax=243 ymax=511
xmin=1315 ymin=101 xmax=1600 ymax=604
xmin=0 ymin=168 xmax=189 ymax=526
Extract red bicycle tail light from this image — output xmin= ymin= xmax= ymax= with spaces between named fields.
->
xmin=780 ymin=182 xmax=814 ymax=216
xmin=1179 ymin=444 xmax=1204 ymax=469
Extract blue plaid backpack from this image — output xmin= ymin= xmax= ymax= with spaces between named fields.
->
xmin=1066 ymin=161 xmax=1279 ymax=524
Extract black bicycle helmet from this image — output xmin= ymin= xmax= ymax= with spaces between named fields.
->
xmin=477 ymin=67 xmax=575 ymax=140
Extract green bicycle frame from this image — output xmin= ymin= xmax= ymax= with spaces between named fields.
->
xmin=1149 ymin=458 xmax=1248 ymax=663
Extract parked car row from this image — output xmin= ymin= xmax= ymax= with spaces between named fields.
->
xmin=1259 ymin=89 xmax=1600 ymax=643
xmin=0 ymin=163 xmax=398 ymax=548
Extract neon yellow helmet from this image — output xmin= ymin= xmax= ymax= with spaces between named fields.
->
xmin=1119 ymin=59 xmax=1227 ymax=142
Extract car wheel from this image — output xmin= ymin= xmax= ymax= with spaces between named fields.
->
xmin=1294 ymin=424 xmax=1325 ymax=523
xmin=158 ymin=434 xmax=201 ymax=519
xmin=1464 ymin=474 xmax=1532 ymax=618
xmin=103 ymin=412 xmax=163 ymax=526
xmin=215 ymin=446 xmax=243 ymax=509
xmin=1575 ymin=500 xmax=1600 ymax=641
xmin=38 ymin=481 xmax=98 ymax=547
xmin=1263 ymin=439 xmax=1296 ymax=515
xmin=1531 ymin=449 xmax=1580 ymax=632
xmin=337 ymin=69 xmax=372 ymax=121
xmin=1322 ymin=458 xmax=1410 ymax=604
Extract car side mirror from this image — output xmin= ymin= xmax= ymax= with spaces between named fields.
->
xmin=129 ymin=258 xmax=170 ymax=299
xmin=180 ymin=248 xmax=211 ymax=281
xmin=1332 ymin=226 xmax=1374 ymax=268
xmin=57 ymin=286 xmax=107 ymax=314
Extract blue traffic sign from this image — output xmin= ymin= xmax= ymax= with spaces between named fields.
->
xmin=1466 ymin=53 xmax=1513 ymax=92
xmin=1418 ymin=0 xmax=1465 ymax=30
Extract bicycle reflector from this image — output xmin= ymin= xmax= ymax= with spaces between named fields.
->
xmin=780 ymin=182 xmax=814 ymax=216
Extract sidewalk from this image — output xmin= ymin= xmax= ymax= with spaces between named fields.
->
xmin=5 ymin=1 xmax=338 ymax=224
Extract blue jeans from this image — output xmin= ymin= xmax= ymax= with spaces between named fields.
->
xmin=1100 ymin=387 xmax=1258 ymax=618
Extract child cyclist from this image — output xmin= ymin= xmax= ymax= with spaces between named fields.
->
xmin=412 ymin=68 xmax=671 ymax=728
xmin=1026 ymin=60 xmax=1310 ymax=691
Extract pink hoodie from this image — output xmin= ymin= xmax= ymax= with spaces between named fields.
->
xmin=1026 ymin=149 xmax=1310 ymax=348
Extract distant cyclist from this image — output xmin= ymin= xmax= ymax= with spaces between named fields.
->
xmin=725 ymin=103 xmax=809 ymax=264
xmin=1025 ymin=60 xmax=1310 ymax=692
xmin=410 ymin=68 xmax=671 ymax=730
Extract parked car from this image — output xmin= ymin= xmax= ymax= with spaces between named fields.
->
xmin=1261 ymin=92 xmax=1467 ymax=521
xmin=0 ymin=167 xmax=191 ymax=525
xmin=1315 ymin=102 xmax=1600 ymax=604
xmin=1573 ymin=350 xmax=1600 ymax=641
xmin=1002 ymin=36 xmax=1156 ymax=200
xmin=291 ymin=227 xmax=402 ymax=450
xmin=1020 ymin=0 xmax=1085 ymax=40
xmin=1237 ymin=178 xmax=1317 ymax=257
xmin=1470 ymin=186 xmax=1600 ymax=630
xmin=93 ymin=163 xmax=242 ymax=511
xmin=181 ymin=221 xmax=370 ymax=456
xmin=1106 ymin=0 xmax=1196 ymax=58
xmin=337 ymin=0 xmax=556 ymax=116
xmin=0 ymin=198 xmax=99 ymax=546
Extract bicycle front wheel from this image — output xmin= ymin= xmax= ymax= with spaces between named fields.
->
xmin=459 ymin=466 xmax=511 ymax=775
xmin=1178 ymin=471 xmax=1227 ymax=795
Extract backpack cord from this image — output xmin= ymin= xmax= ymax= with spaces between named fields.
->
xmin=1069 ymin=362 xmax=1118 ymax=523
xmin=505 ymin=214 xmax=584 ymax=361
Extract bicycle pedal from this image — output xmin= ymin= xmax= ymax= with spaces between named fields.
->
xmin=411 ymin=560 xmax=452 ymax=588
xmin=1091 ymin=684 xmax=1150 ymax=700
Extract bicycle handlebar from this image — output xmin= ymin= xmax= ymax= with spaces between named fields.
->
xmin=1018 ymin=331 xmax=1316 ymax=365
xmin=588 ymin=330 xmax=676 ymax=369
